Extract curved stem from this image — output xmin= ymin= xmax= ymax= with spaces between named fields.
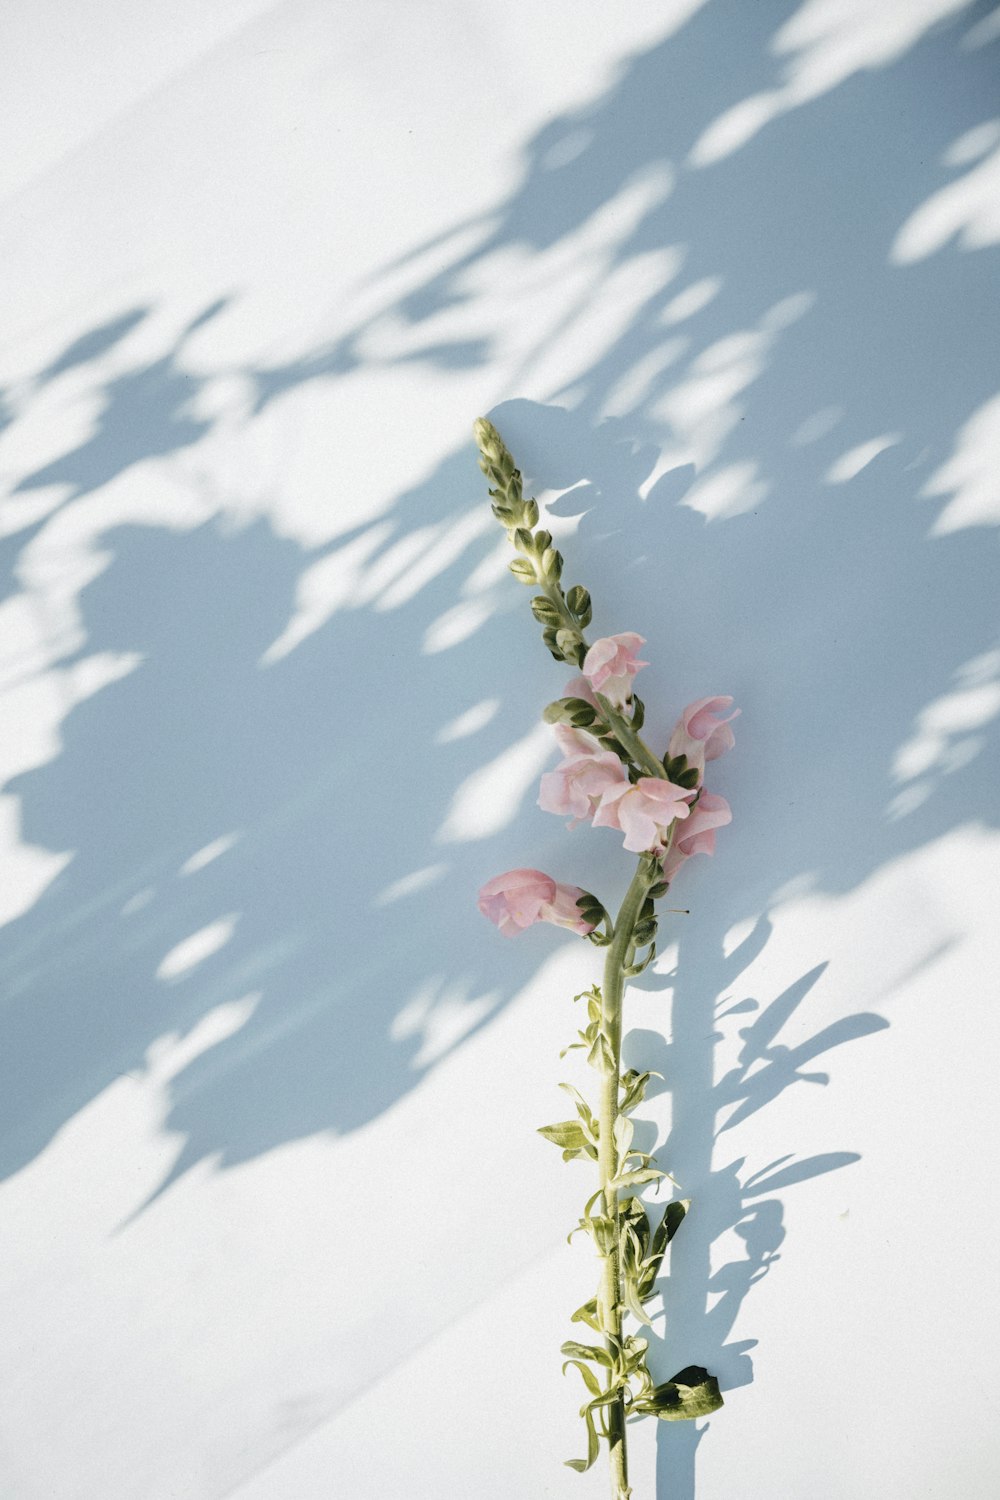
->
xmin=597 ymin=857 xmax=656 ymax=1500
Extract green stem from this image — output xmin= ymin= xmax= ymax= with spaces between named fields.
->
xmin=536 ymin=579 xmax=666 ymax=781
xmin=597 ymin=857 xmax=656 ymax=1500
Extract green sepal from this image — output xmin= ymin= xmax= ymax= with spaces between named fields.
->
xmin=632 ymin=1367 xmax=723 ymax=1421
xmin=508 ymin=557 xmax=536 ymax=583
xmin=630 ymin=695 xmax=645 ymax=730
xmin=676 ymin=765 xmax=701 ymax=790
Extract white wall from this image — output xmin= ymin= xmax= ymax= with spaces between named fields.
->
xmin=1 ymin=2 xmax=999 ymax=1496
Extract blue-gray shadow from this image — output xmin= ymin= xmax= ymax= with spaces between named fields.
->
xmin=0 ymin=2 xmax=996 ymax=1484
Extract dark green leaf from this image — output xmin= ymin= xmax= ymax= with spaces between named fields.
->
xmin=633 ymin=1367 xmax=723 ymax=1421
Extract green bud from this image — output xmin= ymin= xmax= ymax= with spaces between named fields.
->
xmin=555 ymin=626 xmax=580 ymax=659
xmin=472 ymin=416 xmax=502 ymax=462
xmin=565 ymin=585 xmax=592 ymax=624
xmin=533 ymin=528 xmax=552 ymax=554
xmin=523 ymin=498 xmax=539 ymax=527
xmin=541 ymin=625 xmax=565 ymax=662
xmin=508 ymin=557 xmax=537 ymax=583
xmin=513 ymin=526 xmax=533 ymax=552
xmin=530 ymin=596 xmax=561 ymax=626
xmin=491 ymin=503 xmax=515 ymax=525
xmin=541 ymin=547 xmax=561 ymax=580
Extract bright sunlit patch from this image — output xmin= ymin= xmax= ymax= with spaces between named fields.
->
xmin=121 ymin=888 xmax=155 ymax=916
xmin=261 ymin=524 xmax=393 ymax=664
xmin=0 ymin=795 xmax=72 ymax=927
xmin=374 ymin=863 xmax=448 ymax=907
xmin=143 ymin=994 xmax=260 ymax=1083
xmin=892 ymin=125 xmax=1000 ymax=263
xmin=422 ymin=597 xmax=494 ymax=654
xmin=390 ymin=975 xmax=499 ymax=1068
xmin=689 ymin=0 xmax=974 ymax=167
xmin=156 ymin=915 xmax=239 ymax=981
xmin=179 ymin=833 xmax=239 ymax=876
xmin=722 ymin=915 xmax=760 ymax=958
xmin=437 ymin=723 xmax=552 ymax=842
xmin=824 ymin=434 xmax=901 ymax=484
xmin=681 ymin=462 xmax=769 ymax=521
xmin=789 ymin=406 xmax=843 ymax=446
xmin=921 ymin=392 xmax=1000 ymax=533
xmin=892 ymin=680 xmax=1000 ymax=782
xmin=660 ymin=277 xmax=723 ymax=324
xmin=435 ymin=698 xmax=500 ymax=743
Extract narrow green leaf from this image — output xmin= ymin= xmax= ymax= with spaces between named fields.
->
xmin=608 ymin=1166 xmax=666 ymax=1192
xmin=561 ymin=1340 xmax=613 ymax=1368
xmin=562 ymin=1359 xmax=603 ymax=1398
xmin=564 ymin=1407 xmax=600 ymax=1473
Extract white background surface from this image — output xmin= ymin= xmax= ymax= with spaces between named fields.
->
xmin=1 ymin=2 xmax=999 ymax=1496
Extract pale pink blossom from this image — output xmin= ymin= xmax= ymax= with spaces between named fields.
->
xmin=477 ymin=868 xmax=595 ymax=938
xmin=661 ymin=792 xmax=732 ymax=881
xmin=581 ymin=633 xmax=648 ymax=709
xmin=667 ymin=696 xmax=740 ymax=775
xmin=539 ymin=725 xmax=628 ymax=826
xmin=593 ymin=777 xmax=694 ymax=853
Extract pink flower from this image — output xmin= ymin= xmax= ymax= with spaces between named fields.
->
xmin=581 ymin=633 xmax=648 ymax=709
xmin=593 ymin=777 xmax=694 ymax=853
xmin=538 ymin=725 xmax=628 ymax=826
xmin=477 ymin=869 xmax=595 ymax=939
xmin=667 ymin=696 xmax=740 ymax=775
xmin=661 ymin=792 xmax=732 ymax=881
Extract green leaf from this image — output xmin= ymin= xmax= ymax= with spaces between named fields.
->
xmin=633 ymin=1367 xmax=723 ymax=1422
xmin=560 ymin=1340 xmax=613 ymax=1368
xmin=562 ymin=1359 xmax=603 ymax=1398
xmin=538 ymin=1120 xmax=597 ymax=1157
xmin=564 ymin=1406 xmax=600 ymax=1473
xmin=613 ymin=1114 xmax=634 ymax=1157
xmin=570 ymin=1299 xmax=601 ymax=1333
xmin=558 ymin=1083 xmax=598 ymax=1138
xmin=619 ymin=1070 xmax=660 ymax=1115
xmin=608 ymin=1166 xmax=666 ymax=1193
xmin=622 ymin=1272 xmax=655 ymax=1328
xmin=587 ymin=1031 xmax=616 ymax=1074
